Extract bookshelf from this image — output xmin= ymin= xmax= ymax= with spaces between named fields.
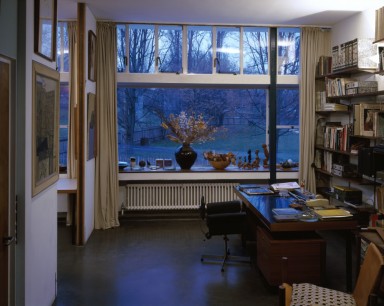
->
xmin=314 ymin=57 xmax=384 ymax=204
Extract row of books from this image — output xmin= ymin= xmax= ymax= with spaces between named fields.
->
xmin=315 ymin=91 xmax=349 ymax=111
xmin=326 ymin=77 xmax=378 ymax=97
xmin=323 ymin=124 xmax=352 ymax=152
xmin=315 ymin=149 xmax=349 ymax=174
xmin=332 ymin=38 xmax=378 ymax=72
xmin=316 ymin=56 xmax=332 ymax=77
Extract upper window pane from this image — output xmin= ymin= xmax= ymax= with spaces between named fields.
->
xmin=277 ymin=28 xmax=300 ymax=75
xmin=243 ymin=27 xmax=269 ymax=75
xmin=187 ymin=26 xmax=213 ymax=74
xmin=57 ymin=22 xmax=69 ymax=72
xmin=216 ymin=27 xmax=240 ymax=74
xmin=158 ymin=25 xmax=183 ymax=73
xmin=117 ymin=24 xmax=127 ymax=73
xmin=129 ymin=24 xmax=155 ymax=73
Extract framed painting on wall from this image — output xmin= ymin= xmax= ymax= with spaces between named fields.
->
xmin=88 ymin=30 xmax=96 ymax=82
xmin=34 ymin=0 xmax=57 ymax=61
xmin=32 ymin=61 xmax=60 ymax=196
xmin=87 ymin=93 xmax=97 ymax=160
xmin=359 ymin=103 xmax=383 ymax=137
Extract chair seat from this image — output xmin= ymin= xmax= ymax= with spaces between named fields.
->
xmin=290 ymin=283 xmax=356 ymax=306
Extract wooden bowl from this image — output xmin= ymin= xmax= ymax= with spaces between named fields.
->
xmin=209 ymin=159 xmax=231 ymax=170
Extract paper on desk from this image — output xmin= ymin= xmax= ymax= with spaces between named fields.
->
xmin=270 ymin=181 xmax=300 ymax=191
xmin=315 ymin=208 xmax=353 ymax=219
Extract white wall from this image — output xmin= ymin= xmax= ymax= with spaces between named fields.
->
xmin=22 ymin=0 xmax=58 ymax=305
xmin=84 ymin=6 xmax=97 ymax=242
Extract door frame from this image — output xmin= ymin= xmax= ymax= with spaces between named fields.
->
xmin=0 ymin=54 xmax=16 ymax=306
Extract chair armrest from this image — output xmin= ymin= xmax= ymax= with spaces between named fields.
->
xmin=278 ymin=283 xmax=292 ymax=306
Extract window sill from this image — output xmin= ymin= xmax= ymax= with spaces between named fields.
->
xmin=118 ymin=166 xmax=299 ymax=181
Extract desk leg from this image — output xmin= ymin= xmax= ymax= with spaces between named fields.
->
xmin=68 ymin=193 xmax=76 ymax=245
xmin=346 ymin=230 xmax=352 ymax=292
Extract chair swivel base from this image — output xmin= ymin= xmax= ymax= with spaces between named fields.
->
xmin=201 ymin=252 xmax=251 ymax=272
xmin=201 ymin=235 xmax=250 ymax=272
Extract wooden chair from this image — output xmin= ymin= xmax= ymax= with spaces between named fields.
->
xmin=279 ymin=242 xmax=384 ymax=306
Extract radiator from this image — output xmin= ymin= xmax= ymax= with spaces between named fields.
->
xmin=125 ymin=183 xmax=240 ymax=210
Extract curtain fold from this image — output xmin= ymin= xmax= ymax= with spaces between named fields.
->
xmin=299 ymin=27 xmax=331 ymax=193
xmin=67 ymin=21 xmax=77 ymax=179
xmin=94 ymin=22 xmax=120 ymax=229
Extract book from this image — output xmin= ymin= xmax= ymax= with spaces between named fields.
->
xmin=270 ymin=182 xmax=300 ymax=191
xmin=272 ymin=208 xmax=300 ymax=215
xmin=240 ymin=186 xmax=274 ymax=195
xmin=315 ymin=208 xmax=353 ymax=219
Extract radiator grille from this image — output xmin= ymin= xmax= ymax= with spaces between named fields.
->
xmin=125 ymin=183 xmax=239 ymax=210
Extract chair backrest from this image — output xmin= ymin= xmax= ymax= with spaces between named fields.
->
xmin=206 ymin=200 xmax=242 ymax=215
xmin=353 ymin=242 xmax=384 ymax=306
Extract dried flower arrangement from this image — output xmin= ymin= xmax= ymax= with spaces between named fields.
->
xmin=160 ymin=111 xmax=219 ymax=144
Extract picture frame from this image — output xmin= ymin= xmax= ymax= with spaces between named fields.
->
xmin=32 ymin=61 xmax=60 ymax=196
xmin=34 ymin=0 xmax=57 ymax=61
xmin=88 ymin=30 xmax=96 ymax=82
xmin=359 ymin=103 xmax=384 ymax=137
xmin=87 ymin=93 xmax=97 ymax=160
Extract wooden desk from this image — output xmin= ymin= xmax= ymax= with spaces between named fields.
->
xmin=234 ymin=187 xmax=359 ymax=290
xmin=57 ymin=178 xmax=78 ymax=245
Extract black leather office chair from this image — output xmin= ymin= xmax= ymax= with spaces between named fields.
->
xmin=199 ymin=196 xmax=250 ymax=272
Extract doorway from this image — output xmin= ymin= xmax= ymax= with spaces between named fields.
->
xmin=0 ymin=55 xmax=16 ymax=306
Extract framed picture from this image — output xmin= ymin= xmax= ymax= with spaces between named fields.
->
xmin=34 ymin=0 xmax=57 ymax=61
xmin=88 ymin=30 xmax=96 ymax=82
xmin=359 ymin=103 xmax=383 ymax=137
xmin=87 ymin=93 xmax=97 ymax=160
xmin=32 ymin=61 xmax=60 ymax=196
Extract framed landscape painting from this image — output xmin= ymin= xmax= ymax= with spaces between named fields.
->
xmin=32 ymin=61 xmax=60 ymax=196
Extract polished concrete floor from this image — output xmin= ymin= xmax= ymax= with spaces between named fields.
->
xmin=55 ymin=213 xmax=356 ymax=306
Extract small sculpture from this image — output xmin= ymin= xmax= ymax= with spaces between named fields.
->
xmin=253 ymin=149 xmax=260 ymax=168
xmin=262 ymin=144 xmax=269 ymax=167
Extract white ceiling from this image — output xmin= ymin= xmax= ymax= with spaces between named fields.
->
xmin=58 ymin=0 xmax=384 ymax=27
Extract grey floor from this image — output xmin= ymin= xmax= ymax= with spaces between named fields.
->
xmin=55 ymin=213 xmax=355 ymax=306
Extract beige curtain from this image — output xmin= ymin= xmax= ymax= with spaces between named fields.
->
xmin=299 ymin=27 xmax=331 ymax=194
xmin=67 ymin=21 xmax=77 ymax=179
xmin=94 ymin=22 xmax=120 ymax=229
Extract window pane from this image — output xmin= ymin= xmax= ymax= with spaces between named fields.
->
xmin=243 ymin=27 xmax=269 ymax=75
xmin=117 ymin=87 xmax=267 ymax=167
xmin=277 ymin=28 xmax=300 ymax=75
xmin=117 ymin=24 xmax=127 ymax=72
xmin=158 ymin=25 xmax=182 ymax=73
xmin=216 ymin=27 xmax=240 ymax=74
xmin=276 ymin=88 xmax=300 ymax=164
xmin=277 ymin=88 xmax=299 ymax=126
xmin=187 ymin=26 xmax=213 ymax=74
xmin=59 ymin=84 xmax=69 ymax=167
xmin=277 ymin=128 xmax=299 ymax=163
xmin=129 ymin=24 xmax=155 ymax=73
xmin=57 ymin=22 xmax=69 ymax=72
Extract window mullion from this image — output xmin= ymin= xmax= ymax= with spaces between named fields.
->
xmin=212 ymin=26 xmax=217 ymax=75
xmin=125 ymin=24 xmax=129 ymax=74
xmin=240 ymin=27 xmax=243 ymax=75
xmin=182 ymin=25 xmax=187 ymax=74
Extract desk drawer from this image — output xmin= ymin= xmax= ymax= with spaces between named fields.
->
xmin=256 ymin=226 xmax=326 ymax=286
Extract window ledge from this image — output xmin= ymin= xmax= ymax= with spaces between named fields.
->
xmin=118 ymin=166 xmax=299 ymax=181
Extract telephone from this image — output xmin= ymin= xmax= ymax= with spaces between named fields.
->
xmin=306 ymin=198 xmax=332 ymax=208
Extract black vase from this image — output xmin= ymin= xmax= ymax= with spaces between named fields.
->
xmin=175 ymin=143 xmax=197 ymax=170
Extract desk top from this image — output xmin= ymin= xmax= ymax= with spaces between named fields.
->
xmin=234 ymin=187 xmax=359 ymax=232
xmin=57 ymin=178 xmax=77 ymax=194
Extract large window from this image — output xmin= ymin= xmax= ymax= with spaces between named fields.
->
xmin=116 ymin=25 xmax=300 ymax=170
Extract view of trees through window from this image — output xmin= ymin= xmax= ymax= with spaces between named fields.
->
xmin=117 ymin=87 xmax=299 ymax=167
